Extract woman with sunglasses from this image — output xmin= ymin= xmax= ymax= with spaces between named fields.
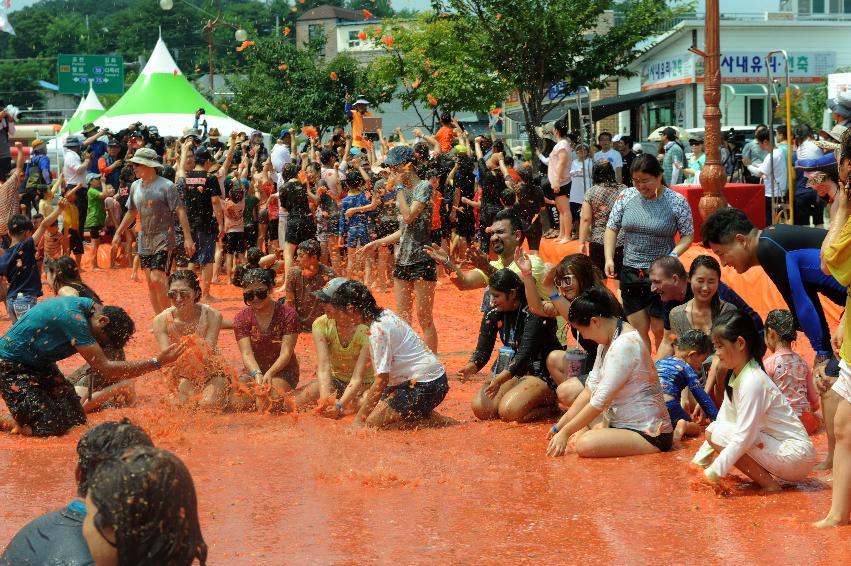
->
xmin=461 ymin=269 xmax=562 ymax=422
xmin=515 ymin=249 xmax=620 ymax=409
xmin=232 ymin=268 xmax=299 ymax=408
xmin=152 ymin=270 xmax=226 ymax=409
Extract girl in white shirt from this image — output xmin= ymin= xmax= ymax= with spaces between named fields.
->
xmin=330 ymin=280 xmax=452 ymax=429
xmin=547 ymin=119 xmax=573 ymax=244
xmin=700 ymin=309 xmax=816 ymax=492
xmin=546 ymin=287 xmax=673 ymax=457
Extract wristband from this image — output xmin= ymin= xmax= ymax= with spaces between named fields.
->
xmin=520 ymin=270 xmax=532 ymax=278
xmin=335 ymin=402 xmax=344 ymax=413
xmin=548 ymin=292 xmax=561 ymax=301
xmin=151 ymin=357 xmax=161 ymax=370
xmin=249 ymin=369 xmax=261 ymax=379
xmin=551 ymin=425 xmax=559 ymax=434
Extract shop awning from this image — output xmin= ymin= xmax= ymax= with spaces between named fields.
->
xmin=723 ymin=84 xmax=768 ymax=96
xmin=505 ymin=86 xmax=680 ymax=124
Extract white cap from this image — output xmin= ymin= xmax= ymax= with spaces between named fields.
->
xmin=612 ymin=134 xmax=623 ymax=142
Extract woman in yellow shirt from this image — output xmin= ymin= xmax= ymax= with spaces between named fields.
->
xmin=295 ymin=277 xmax=374 ymax=416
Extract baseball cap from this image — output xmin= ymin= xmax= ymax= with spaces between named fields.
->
xmin=107 ymin=139 xmax=120 ymax=147
xmin=86 ymin=172 xmax=101 ymax=183
xmin=612 ymin=134 xmax=623 ymax=142
xmin=313 ymin=277 xmax=350 ymax=303
xmin=194 ymin=147 xmax=212 ymax=162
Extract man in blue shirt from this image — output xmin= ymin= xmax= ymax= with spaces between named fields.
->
xmin=0 ymin=418 xmax=153 ymax=565
xmin=0 ymin=297 xmax=185 ymax=436
xmin=81 ymin=123 xmax=108 ymax=175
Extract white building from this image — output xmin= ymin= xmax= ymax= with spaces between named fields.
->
xmin=616 ymin=12 xmax=851 ymax=138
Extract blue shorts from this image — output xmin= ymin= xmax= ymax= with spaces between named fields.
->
xmin=346 ymin=229 xmax=371 ymax=248
xmin=190 ymin=231 xmax=217 ymax=265
xmin=381 ymin=373 xmax=448 ymax=421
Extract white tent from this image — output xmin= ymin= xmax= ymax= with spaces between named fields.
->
xmin=60 ymin=83 xmax=105 ymax=135
xmin=95 ymin=37 xmax=254 ymax=137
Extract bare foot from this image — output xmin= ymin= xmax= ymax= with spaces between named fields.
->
xmin=813 ymin=515 xmax=848 ymax=528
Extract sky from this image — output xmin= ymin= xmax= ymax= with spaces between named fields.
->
xmin=7 ymin=0 xmax=782 ymax=14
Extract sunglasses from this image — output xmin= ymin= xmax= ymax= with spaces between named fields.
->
xmin=555 ymin=274 xmax=576 ymax=288
xmin=243 ymin=289 xmax=269 ymax=303
xmin=167 ymin=289 xmax=194 ymax=300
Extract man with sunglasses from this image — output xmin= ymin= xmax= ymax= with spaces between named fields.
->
xmin=114 ymin=148 xmax=195 ymax=315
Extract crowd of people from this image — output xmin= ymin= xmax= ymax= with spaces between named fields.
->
xmin=1 ymin=97 xmax=851 ymax=563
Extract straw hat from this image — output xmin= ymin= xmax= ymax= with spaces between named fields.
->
xmin=128 ymin=147 xmax=163 ymax=169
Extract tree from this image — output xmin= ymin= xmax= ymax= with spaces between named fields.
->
xmin=367 ymin=12 xmax=510 ymax=131
xmin=227 ymin=36 xmax=391 ymax=133
xmin=432 ymin=0 xmax=687 ymax=149
xmin=348 ymin=0 xmax=395 ymax=18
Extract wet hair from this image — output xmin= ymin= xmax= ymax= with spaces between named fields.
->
xmin=89 ymin=446 xmax=207 ymax=566
xmin=689 ymin=255 xmax=723 ymax=317
xmin=500 ymin=187 xmax=517 ymax=207
xmin=630 ymin=153 xmax=664 ymax=178
xmin=45 ymin=256 xmax=101 ymax=303
xmin=568 ymin=286 xmax=622 ymax=326
xmin=8 ymin=214 xmax=33 ymax=236
xmin=711 ymin=308 xmax=766 ymax=371
xmin=343 ymin=169 xmax=365 ymax=189
xmin=591 ymin=160 xmax=617 ymax=185
xmin=241 ymin=268 xmax=274 ymax=289
xmin=701 ymin=207 xmax=755 ymax=246
xmin=330 ymin=280 xmax=384 ymax=323
xmin=76 ymin=418 xmax=153 ymax=497
xmin=650 ymin=255 xmax=687 ymax=279
xmin=553 ymin=253 xmax=605 ymax=294
xmin=281 ymin=163 xmax=299 ymax=181
xmin=672 ymin=329 xmax=712 ymax=355
xmin=168 ymin=270 xmax=202 ymax=302
xmin=297 ymin=238 xmax=321 ymax=258
xmin=101 ymin=306 xmax=136 ymax=349
xmin=488 ymin=268 xmax=525 ymax=303
xmin=492 ymin=208 xmax=522 ymax=233
xmin=245 ymin=246 xmax=263 ymax=267
xmin=765 ymin=309 xmax=797 ymax=343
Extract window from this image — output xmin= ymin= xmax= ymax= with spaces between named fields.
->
xmin=308 ymin=24 xmax=326 ymax=57
xmin=747 ymin=97 xmax=765 ymax=125
xmin=844 ymin=0 xmax=851 ymax=12
xmin=348 ymin=30 xmax=361 ymax=49
xmin=812 ymin=0 xmax=826 ymax=13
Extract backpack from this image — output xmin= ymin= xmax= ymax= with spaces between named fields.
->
xmin=25 ymin=154 xmax=48 ymax=192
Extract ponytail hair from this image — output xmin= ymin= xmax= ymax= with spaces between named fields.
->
xmin=568 ymin=286 xmax=622 ymax=326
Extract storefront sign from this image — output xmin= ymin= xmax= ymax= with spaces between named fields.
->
xmin=718 ymin=51 xmax=835 ymax=83
xmin=641 ymin=55 xmax=697 ymax=91
xmin=828 ymin=72 xmax=851 ymax=98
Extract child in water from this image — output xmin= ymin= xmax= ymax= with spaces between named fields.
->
xmin=655 ymin=329 xmax=718 ymax=441
xmin=763 ymin=309 xmax=820 ymax=434
xmin=698 ymin=310 xmax=816 ymax=493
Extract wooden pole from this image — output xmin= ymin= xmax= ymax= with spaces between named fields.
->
xmin=698 ymin=0 xmax=728 ymax=219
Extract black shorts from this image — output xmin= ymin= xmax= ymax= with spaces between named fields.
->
xmin=86 ymin=225 xmax=104 ymax=240
xmin=0 ymin=359 xmax=86 ymax=437
xmin=620 ymin=265 xmax=663 ymax=318
xmin=588 ymin=241 xmax=624 ymax=277
xmin=454 ymin=209 xmax=476 ymax=239
xmin=285 ymin=219 xmax=316 ymax=245
xmin=139 ymin=250 xmax=170 ymax=273
xmin=382 ymin=373 xmax=449 ymax=421
xmin=223 ymin=232 xmax=246 ymax=254
xmin=268 ymin=219 xmax=279 ymax=241
xmin=244 ymin=225 xmax=258 ymax=248
xmin=614 ymin=426 xmax=674 ymax=452
xmin=67 ymin=228 xmax=84 ymax=255
xmin=553 ymin=182 xmax=571 ymax=199
xmin=393 ymin=259 xmax=437 ymax=282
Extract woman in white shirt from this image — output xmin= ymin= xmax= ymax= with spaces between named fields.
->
xmin=569 ymin=143 xmax=593 ymax=225
xmin=330 ymin=279 xmax=452 ymax=429
xmin=547 ymin=119 xmax=573 ymax=244
xmin=698 ymin=309 xmax=816 ymax=492
xmin=546 ymin=287 xmax=673 ymax=457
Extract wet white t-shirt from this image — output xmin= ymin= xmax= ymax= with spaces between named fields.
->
xmin=369 ymin=310 xmax=444 ymax=386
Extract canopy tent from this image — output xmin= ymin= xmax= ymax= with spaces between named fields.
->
xmin=95 ymin=37 xmax=254 ymax=137
xmin=60 ymin=83 xmax=105 ymax=135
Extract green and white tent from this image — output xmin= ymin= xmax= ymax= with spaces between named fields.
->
xmin=95 ymin=37 xmax=253 ymax=137
xmin=60 ymin=83 xmax=105 ymax=135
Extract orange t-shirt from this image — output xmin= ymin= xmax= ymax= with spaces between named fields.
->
xmin=435 ymin=126 xmax=456 ymax=153
xmin=351 ymin=110 xmax=374 ymax=148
